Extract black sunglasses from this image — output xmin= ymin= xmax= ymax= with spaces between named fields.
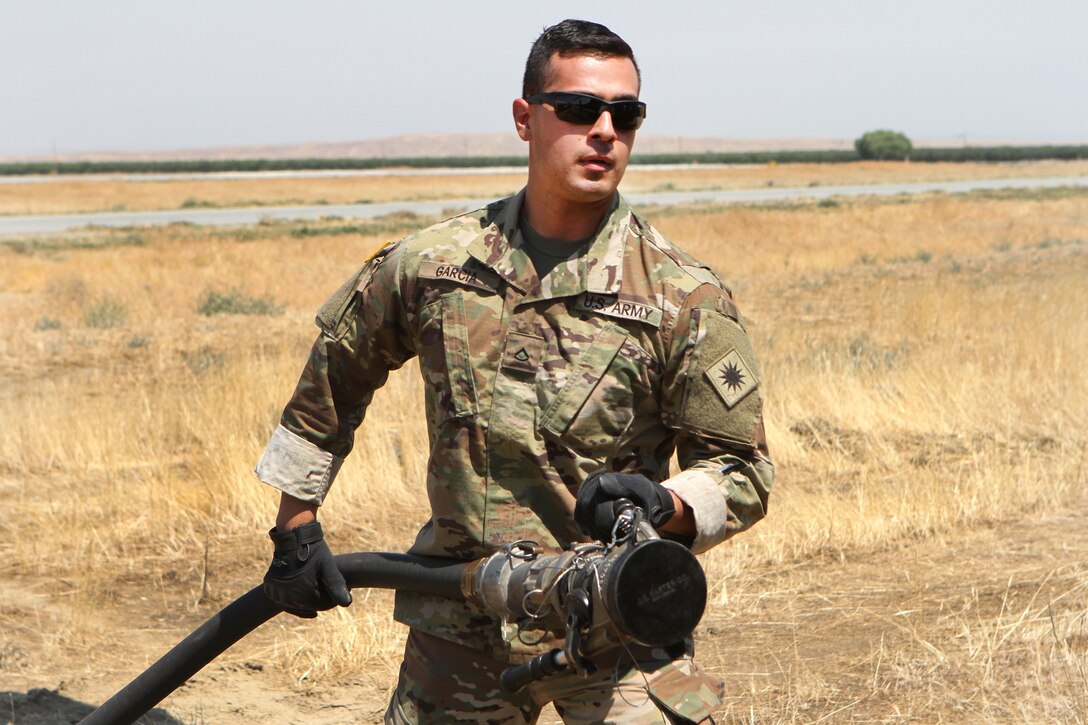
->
xmin=525 ymin=92 xmax=646 ymax=131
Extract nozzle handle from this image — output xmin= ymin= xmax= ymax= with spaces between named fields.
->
xmin=612 ymin=498 xmax=659 ymax=542
xmin=499 ymin=648 xmax=568 ymax=693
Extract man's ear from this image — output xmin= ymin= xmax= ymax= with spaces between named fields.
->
xmin=512 ymin=98 xmax=532 ymax=141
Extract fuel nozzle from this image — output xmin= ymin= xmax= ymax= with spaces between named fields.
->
xmin=610 ymin=498 xmax=660 ymax=544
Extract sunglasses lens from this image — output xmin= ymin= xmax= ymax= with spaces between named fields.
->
xmin=610 ymin=102 xmax=644 ymax=131
xmin=553 ymin=99 xmax=602 ymax=125
xmin=533 ymin=93 xmax=645 ymax=131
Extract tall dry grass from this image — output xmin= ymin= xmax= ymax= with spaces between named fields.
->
xmin=2 ymin=185 xmax=1086 ymax=721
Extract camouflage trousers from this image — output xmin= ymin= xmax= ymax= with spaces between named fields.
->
xmin=384 ymin=629 xmax=724 ymax=724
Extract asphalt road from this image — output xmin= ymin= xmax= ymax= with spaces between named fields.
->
xmin=2 ymin=175 xmax=1086 ymax=236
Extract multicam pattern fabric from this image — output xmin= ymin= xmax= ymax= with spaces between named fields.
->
xmin=256 ymin=189 xmax=774 ymax=658
xmin=385 ymin=629 xmax=723 ymax=724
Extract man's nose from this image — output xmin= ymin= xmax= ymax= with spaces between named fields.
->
xmin=589 ymin=109 xmax=617 ymax=141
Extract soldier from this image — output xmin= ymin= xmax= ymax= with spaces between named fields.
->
xmin=256 ymin=18 xmax=773 ymax=724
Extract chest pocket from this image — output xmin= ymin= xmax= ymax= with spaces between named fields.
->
xmin=538 ymin=323 xmax=654 ymax=458
xmin=418 ymin=291 xmax=479 ymax=425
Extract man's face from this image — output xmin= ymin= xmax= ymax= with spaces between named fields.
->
xmin=514 ymin=52 xmax=640 ymax=208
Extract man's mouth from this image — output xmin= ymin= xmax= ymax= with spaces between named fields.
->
xmin=580 ymin=156 xmax=613 ymax=173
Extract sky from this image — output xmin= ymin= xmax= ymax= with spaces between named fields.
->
xmin=1 ymin=0 xmax=1086 ymax=158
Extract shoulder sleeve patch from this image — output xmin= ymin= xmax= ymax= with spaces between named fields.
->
xmin=706 ymin=347 xmax=758 ymax=408
xmin=316 ymin=267 xmax=366 ymax=334
xmin=315 ymin=240 xmax=399 ymax=336
xmin=677 ymin=308 xmax=762 ymax=448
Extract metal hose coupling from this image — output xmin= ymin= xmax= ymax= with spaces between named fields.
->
xmin=464 ymin=514 xmax=708 ymax=684
xmin=479 ymin=511 xmax=709 ymax=692
xmin=461 ymin=540 xmax=577 ymax=626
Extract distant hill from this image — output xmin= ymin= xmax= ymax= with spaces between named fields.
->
xmin=5 ymin=133 xmax=860 ymax=163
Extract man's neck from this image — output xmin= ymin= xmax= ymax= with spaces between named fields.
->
xmin=522 ymin=184 xmax=615 ymax=241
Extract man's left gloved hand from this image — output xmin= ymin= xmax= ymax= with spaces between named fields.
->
xmin=263 ymin=520 xmax=353 ymax=618
xmin=574 ymin=470 xmax=676 ymax=542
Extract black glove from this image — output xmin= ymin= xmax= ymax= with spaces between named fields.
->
xmin=574 ymin=470 xmax=676 ymax=542
xmin=263 ymin=520 xmax=352 ymax=618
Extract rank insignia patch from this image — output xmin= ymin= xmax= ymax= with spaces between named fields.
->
xmin=501 ymin=332 xmax=545 ymax=374
xmin=706 ymin=348 xmax=758 ymax=409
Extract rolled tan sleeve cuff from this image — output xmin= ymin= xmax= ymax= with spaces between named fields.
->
xmin=254 ymin=424 xmax=344 ymax=505
xmin=662 ymin=469 xmax=731 ymax=554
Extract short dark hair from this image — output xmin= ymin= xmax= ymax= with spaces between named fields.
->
xmin=522 ymin=19 xmax=640 ymax=98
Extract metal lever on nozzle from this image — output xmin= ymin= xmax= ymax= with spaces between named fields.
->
xmin=611 ymin=498 xmax=659 ymax=543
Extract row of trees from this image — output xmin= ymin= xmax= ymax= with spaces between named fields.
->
xmin=852 ymin=130 xmax=1088 ymax=162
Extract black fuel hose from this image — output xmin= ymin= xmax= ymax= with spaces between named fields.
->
xmin=80 ymin=552 xmax=468 ymax=725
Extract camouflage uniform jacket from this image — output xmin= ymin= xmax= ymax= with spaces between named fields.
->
xmin=256 ymin=189 xmax=774 ymax=657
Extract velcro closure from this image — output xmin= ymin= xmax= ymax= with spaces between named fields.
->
xmin=269 ymin=520 xmax=324 ymax=551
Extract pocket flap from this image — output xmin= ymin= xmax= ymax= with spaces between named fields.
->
xmin=539 ymin=324 xmax=626 ymax=439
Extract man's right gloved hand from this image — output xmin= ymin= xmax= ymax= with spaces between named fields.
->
xmin=263 ymin=520 xmax=352 ymax=618
xmin=575 ymin=470 xmax=676 ymax=542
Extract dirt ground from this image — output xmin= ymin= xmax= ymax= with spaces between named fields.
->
xmin=3 ymin=489 xmax=1084 ymax=724
xmin=710 ymin=499 xmax=1088 ymax=722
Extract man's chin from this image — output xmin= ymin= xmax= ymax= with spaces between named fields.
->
xmin=568 ymin=177 xmax=620 ymax=204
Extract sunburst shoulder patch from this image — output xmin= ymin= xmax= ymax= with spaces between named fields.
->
xmin=705 ymin=347 xmax=758 ymax=409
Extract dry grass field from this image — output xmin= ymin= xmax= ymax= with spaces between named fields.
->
xmin=1 ymin=158 xmax=1087 ymax=216
xmin=1 ymin=163 xmax=1086 ymax=723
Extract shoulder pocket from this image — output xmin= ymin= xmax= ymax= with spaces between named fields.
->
xmin=678 ymin=309 xmax=762 ymax=448
xmin=316 ymin=241 xmax=400 ymax=340
xmin=316 ymin=267 xmax=368 ymax=340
